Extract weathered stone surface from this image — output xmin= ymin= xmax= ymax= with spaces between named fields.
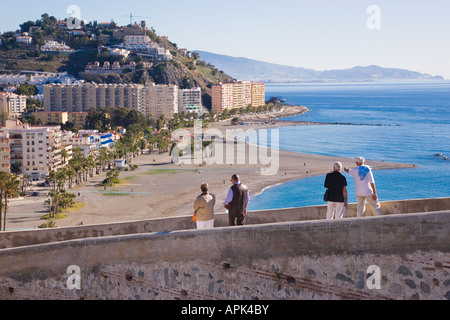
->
xmin=0 ymin=203 xmax=449 ymax=300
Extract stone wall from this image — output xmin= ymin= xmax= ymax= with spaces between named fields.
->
xmin=0 ymin=207 xmax=449 ymax=300
xmin=1 ymin=197 xmax=449 ymax=250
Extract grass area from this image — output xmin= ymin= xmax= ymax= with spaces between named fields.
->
xmin=0 ymin=48 xmax=69 ymax=73
xmin=41 ymin=212 xmax=67 ymax=220
xmin=64 ymin=202 xmax=86 ymax=214
xmin=195 ymin=65 xmax=219 ymax=83
xmin=40 ymin=202 xmax=85 ymax=220
xmin=122 ymin=175 xmax=138 ymax=181
xmin=102 ymin=192 xmax=131 ymax=197
xmin=144 ymin=169 xmax=182 ymax=175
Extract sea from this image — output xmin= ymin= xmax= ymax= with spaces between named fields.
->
xmin=247 ymin=81 xmax=450 ymax=211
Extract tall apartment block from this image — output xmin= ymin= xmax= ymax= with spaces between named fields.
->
xmin=233 ymin=81 xmax=252 ymax=110
xmin=211 ymin=83 xmax=234 ymax=114
xmin=9 ymin=124 xmax=63 ymax=180
xmin=144 ymin=84 xmax=178 ymax=120
xmin=251 ymin=82 xmax=266 ymax=108
xmin=178 ymin=87 xmax=202 ymax=113
xmin=43 ymin=83 xmax=146 ymax=114
xmin=43 ymin=83 xmax=179 ymax=120
xmin=0 ymin=129 xmax=10 ymax=173
xmin=0 ymin=92 xmax=27 ymax=118
xmin=212 ymin=81 xmax=265 ymax=114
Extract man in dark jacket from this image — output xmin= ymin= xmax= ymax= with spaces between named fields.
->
xmin=224 ymin=174 xmax=250 ymax=226
xmin=324 ymin=162 xmax=348 ymax=220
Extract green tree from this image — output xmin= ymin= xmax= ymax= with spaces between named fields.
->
xmin=0 ymin=172 xmax=8 ymax=231
xmin=16 ymin=84 xmax=38 ymax=96
xmin=2 ymin=174 xmax=20 ymax=231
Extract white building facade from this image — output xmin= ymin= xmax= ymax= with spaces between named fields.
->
xmin=9 ymin=124 xmax=63 ymax=180
xmin=178 ymin=87 xmax=202 ymax=113
xmin=0 ymin=92 xmax=27 ymax=118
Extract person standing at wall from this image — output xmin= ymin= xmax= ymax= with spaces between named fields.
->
xmin=344 ymin=157 xmax=383 ymax=217
xmin=193 ymin=183 xmax=216 ymax=229
xmin=224 ymin=174 xmax=250 ymax=226
xmin=324 ymin=162 xmax=348 ymax=220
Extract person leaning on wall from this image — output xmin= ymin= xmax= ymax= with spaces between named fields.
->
xmin=324 ymin=162 xmax=348 ymax=220
xmin=193 ymin=182 xmax=216 ymax=229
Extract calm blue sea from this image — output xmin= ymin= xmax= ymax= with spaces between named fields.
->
xmin=248 ymin=81 xmax=450 ymax=211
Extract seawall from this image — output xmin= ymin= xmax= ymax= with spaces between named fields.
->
xmin=0 ymin=198 xmax=449 ymax=300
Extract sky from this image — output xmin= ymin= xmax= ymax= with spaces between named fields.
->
xmin=1 ymin=0 xmax=449 ymax=78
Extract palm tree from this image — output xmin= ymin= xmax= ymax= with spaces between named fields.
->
xmin=61 ymin=148 xmax=69 ymax=166
xmin=66 ymin=167 xmax=76 ymax=189
xmin=105 ymin=168 xmax=120 ymax=186
xmin=86 ymin=156 xmax=96 ymax=178
xmin=0 ymin=172 xmax=8 ymax=231
xmin=69 ymin=155 xmax=83 ymax=185
xmin=20 ymin=174 xmax=31 ymax=196
xmin=56 ymin=169 xmax=67 ymax=191
xmin=46 ymin=189 xmax=62 ymax=219
xmin=3 ymin=174 xmax=20 ymax=231
xmin=60 ymin=191 xmax=76 ymax=210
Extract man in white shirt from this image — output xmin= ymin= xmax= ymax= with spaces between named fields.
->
xmin=344 ymin=157 xmax=383 ymax=217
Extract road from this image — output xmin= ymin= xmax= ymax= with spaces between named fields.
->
xmin=7 ymin=184 xmax=52 ymax=231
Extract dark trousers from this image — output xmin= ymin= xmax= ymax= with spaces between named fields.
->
xmin=229 ymin=213 xmax=245 ymax=226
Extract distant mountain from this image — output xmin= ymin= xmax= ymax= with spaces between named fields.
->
xmin=194 ymin=51 xmax=444 ymax=83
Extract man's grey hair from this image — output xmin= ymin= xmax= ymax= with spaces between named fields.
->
xmin=334 ymin=162 xmax=343 ymax=172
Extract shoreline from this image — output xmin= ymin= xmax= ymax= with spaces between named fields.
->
xmin=8 ymin=107 xmax=416 ymax=230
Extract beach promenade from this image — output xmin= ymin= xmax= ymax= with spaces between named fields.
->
xmin=7 ymin=107 xmax=415 ymax=230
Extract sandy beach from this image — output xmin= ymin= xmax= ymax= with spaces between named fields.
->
xmin=8 ymin=106 xmax=415 ymax=230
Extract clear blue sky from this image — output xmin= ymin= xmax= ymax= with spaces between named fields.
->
xmin=1 ymin=0 xmax=449 ymax=78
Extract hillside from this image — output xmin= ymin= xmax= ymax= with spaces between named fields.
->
xmin=194 ymin=50 xmax=445 ymax=83
xmin=75 ymin=46 xmax=235 ymax=107
xmin=0 ymin=14 xmax=236 ymax=108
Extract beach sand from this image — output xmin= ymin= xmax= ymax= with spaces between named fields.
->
xmin=8 ymin=107 xmax=415 ymax=229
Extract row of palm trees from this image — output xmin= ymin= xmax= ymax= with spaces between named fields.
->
xmin=44 ymin=131 xmax=155 ymax=219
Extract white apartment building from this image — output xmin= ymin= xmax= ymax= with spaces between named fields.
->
xmin=123 ymin=35 xmax=172 ymax=61
xmin=61 ymin=131 xmax=97 ymax=158
xmin=123 ymin=35 xmax=152 ymax=51
xmin=98 ymin=46 xmax=130 ymax=58
xmin=0 ymin=74 xmax=28 ymax=85
xmin=9 ymin=124 xmax=63 ymax=180
xmin=16 ymin=35 xmax=33 ymax=46
xmin=0 ymin=92 xmax=27 ymax=118
xmin=40 ymin=40 xmax=75 ymax=53
xmin=178 ymin=87 xmax=202 ymax=113
xmin=184 ymin=105 xmax=209 ymax=117
xmin=0 ymin=72 xmax=76 ymax=86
